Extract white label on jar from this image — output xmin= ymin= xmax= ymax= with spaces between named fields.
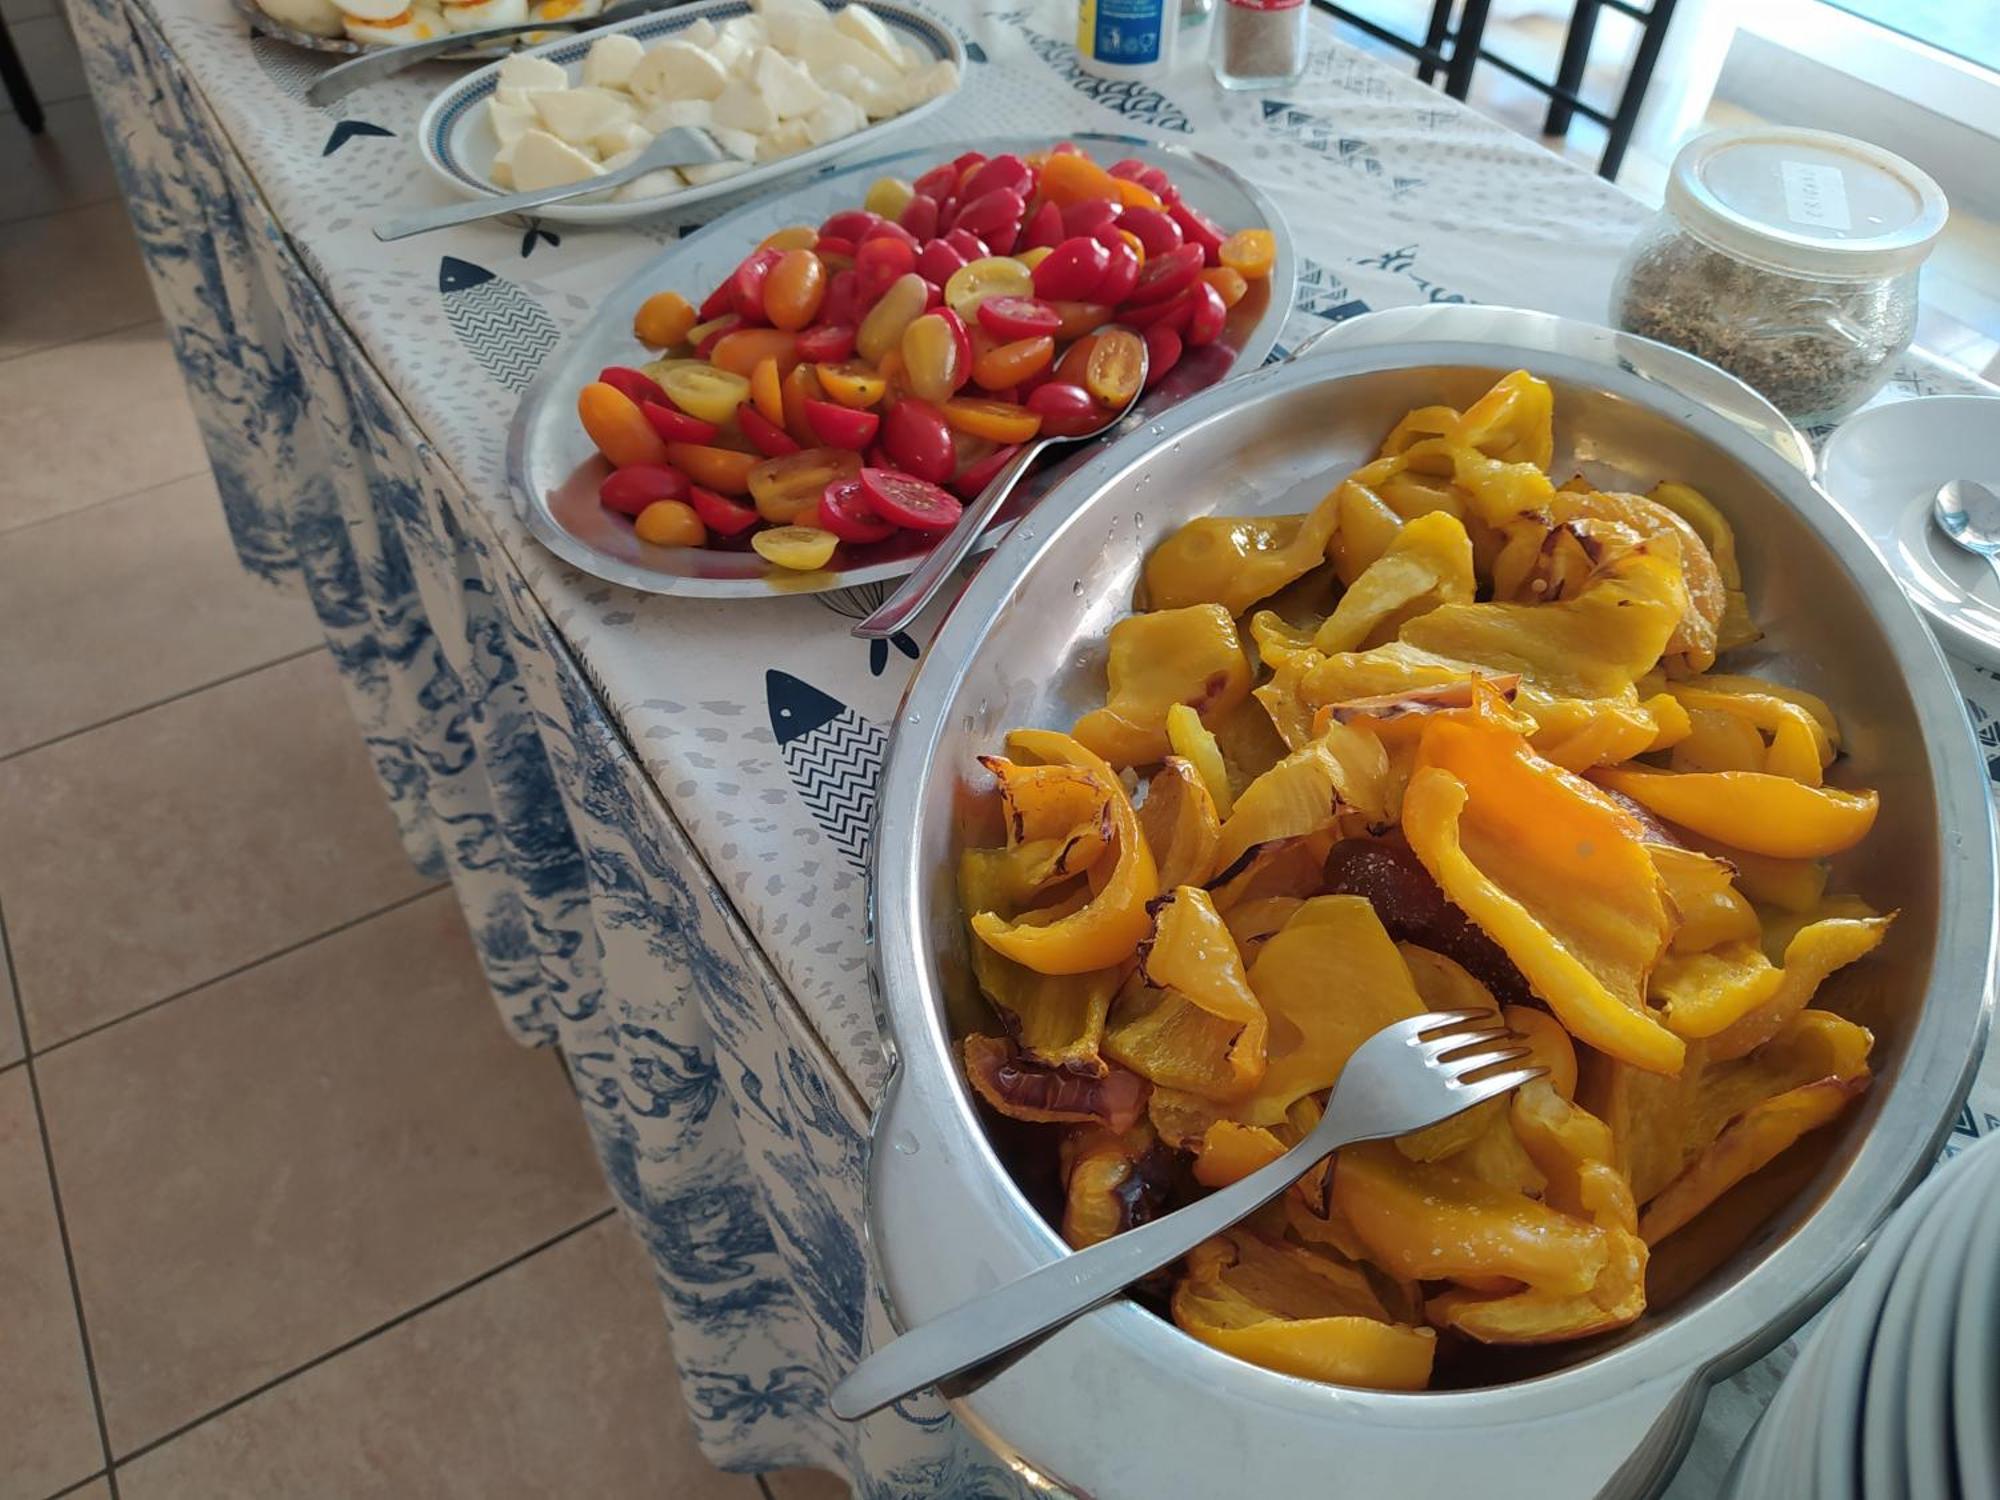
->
xmin=1780 ymin=160 xmax=1852 ymax=232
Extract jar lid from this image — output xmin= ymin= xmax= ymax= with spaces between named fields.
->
xmin=1665 ymin=127 xmax=1948 ymax=279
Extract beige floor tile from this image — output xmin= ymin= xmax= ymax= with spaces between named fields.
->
xmin=56 ymin=1483 xmax=111 ymax=1500
xmin=764 ymin=1467 xmax=853 ymax=1499
xmin=0 ymin=1071 xmax=104 ymax=1500
xmin=114 ymin=1216 xmax=752 ymax=1500
xmin=0 ymin=321 xmax=207 ymax=532
xmin=0 ymin=935 xmax=19 ymax=1070
xmin=38 ymin=890 xmax=612 ymax=1455
xmin=0 ymin=0 xmax=56 ymax=24
xmin=2 ymin=15 xmax=88 ymax=111
xmin=0 ymin=471 xmax=324 ymax=757
xmin=0 ymin=651 xmax=433 ymax=1047
xmin=0 ymin=97 xmax=119 ymax=227
xmin=0 ymin=198 xmax=158 ymax=361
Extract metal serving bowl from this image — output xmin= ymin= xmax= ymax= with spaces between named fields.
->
xmin=866 ymin=306 xmax=1995 ymax=1498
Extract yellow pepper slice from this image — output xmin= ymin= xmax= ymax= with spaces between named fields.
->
xmin=1134 ymin=886 xmax=1268 ymax=1094
xmin=1144 ymin=494 xmax=1342 ymax=614
xmin=1702 ymin=913 xmax=1893 ymax=1059
xmin=1165 ymin=704 xmax=1235 ymax=819
xmin=1312 ymin=510 xmax=1475 ymax=654
xmin=1593 ymin=768 xmax=1879 ymax=859
xmin=1214 ymin=723 xmax=1391 ymax=873
xmin=1060 ymin=1124 xmax=1160 ymax=1249
xmin=1135 ymin=756 xmax=1221 ymax=889
xmin=1651 ymin=844 xmax=1761 ymax=954
xmin=1073 ymin=605 xmax=1253 ymax=768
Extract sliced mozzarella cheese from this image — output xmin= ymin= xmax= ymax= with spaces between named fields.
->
xmin=532 ymin=87 xmax=636 ymax=150
xmin=848 ymin=71 xmax=900 ymax=119
xmin=641 ymin=98 xmax=713 ymax=132
xmin=494 ymin=52 xmax=569 ymax=95
xmin=832 ymin=5 xmax=902 ymax=66
xmin=711 ymin=79 xmax=776 ymax=135
xmin=594 ymin=119 xmax=653 ymax=159
xmin=802 ymin=92 xmax=866 ymax=147
xmin=613 ymin=167 xmax=687 ymax=204
xmin=490 ymin=136 xmax=520 ymax=189
xmin=753 ymin=47 xmax=829 ymax=119
xmin=797 ymin=27 xmax=896 ymax=85
xmin=628 ymin=39 xmax=729 ymax=103
xmin=895 ymin=41 xmax=926 ymax=73
xmin=755 ymin=119 xmax=814 ymax=161
xmin=580 ymin=32 xmax=644 ymax=89
xmin=717 ymin=14 xmax=766 ymax=48
xmin=683 ymin=158 xmax=753 ymax=187
xmin=706 ymin=124 xmax=761 ymax=161
xmin=678 ymin=16 xmax=716 ymax=46
xmin=753 ymin=0 xmax=824 ymax=24
xmin=510 ymin=129 xmax=605 ymax=191
xmin=486 ymin=97 xmax=536 ymax=149
xmin=898 ymin=58 xmax=958 ymax=107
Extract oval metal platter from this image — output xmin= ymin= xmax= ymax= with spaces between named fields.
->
xmin=506 ymin=132 xmax=1294 ymax=598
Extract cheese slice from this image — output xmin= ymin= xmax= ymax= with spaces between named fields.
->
xmin=802 ymin=92 xmax=866 ymax=147
xmin=628 ymin=39 xmax=729 ymax=103
xmin=833 ymin=5 xmax=903 ymax=66
xmin=532 ymin=86 xmax=636 ymax=150
xmin=580 ymin=33 xmax=644 ymax=90
xmin=642 ymin=98 xmax=714 ymax=133
xmin=711 ymin=78 xmax=776 ymax=134
xmin=494 ymin=53 xmax=568 ymax=95
xmin=486 ymin=96 xmax=536 ymax=149
xmin=509 ymin=129 xmax=604 ymax=191
xmin=594 ymin=119 xmax=653 ymax=159
xmin=752 ymin=47 xmax=829 ymax=119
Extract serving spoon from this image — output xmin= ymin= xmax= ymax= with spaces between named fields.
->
xmin=1933 ymin=479 xmax=2000 ymax=591
xmin=828 ymin=1009 xmax=1541 ymax=1420
xmin=852 ymin=335 xmax=1148 ymax=641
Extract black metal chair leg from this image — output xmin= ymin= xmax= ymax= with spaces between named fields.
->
xmin=1544 ymin=0 xmax=1601 ymax=137
xmin=1442 ymin=0 xmax=1494 ymax=100
xmin=1417 ymin=0 xmax=1453 ymax=85
xmin=1599 ymin=0 xmax=1678 ymax=179
xmin=0 ymin=16 xmax=45 ymax=134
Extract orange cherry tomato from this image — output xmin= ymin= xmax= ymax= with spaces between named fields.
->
xmin=816 ymin=360 xmax=889 ymax=408
xmin=750 ymin=356 xmax=785 ymax=427
xmin=781 ymin=363 xmax=825 ymax=447
xmin=876 ymin=348 xmax=908 ymax=396
xmin=1219 ymin=228 xmax=1276 ymax=280
xmin=758 ymin=225 xmax=818 ymax=252
xmin=1039 ymin=151 xmax=1121 ymax=206
xmin=578 ymin=382 xmax=670 ymax=468
xmin=1049 ymin=300 xmax=1113 ymax=340
xmin=664 ymin=442 xmax=759 ymax=495
xmin=972 ymin=334 xmax=1054 ymax=391
xmin=1085 ymin=328 xmax=1146 ymax=408
xmin=1116 ymin=228 xmax=1147 ymax=264
xmin=1201 ymin=266 xmax=1250 ymax=308
xmin=763 ymin=249 xmax=828 ymax=332
xmin=634 ymin=499 xmax=705 ymax=547
xmin=942 ymin=397 xmax=1042 ymax=444
xmin=1054 ymin=332 xmax=1100 ymax=385
xmin=709 ymin=328 xmax=801 ymax=377
xmin=1112 ymin=177 xmax=1165 ymax=212
xmin=634 ymin=291 xmax=696 ymax=349
xmin=747 ymin=446 xmax=863 ymax=524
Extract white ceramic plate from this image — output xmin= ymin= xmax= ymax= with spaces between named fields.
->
xmin=233 ymin=0 xmax=515 ymax=57
xmin=416 ymin=0 xmax=962 ymax=225
xmin=1902 ymin=1144 xmax=2000 ymax=1500
xmin=1820 ymin=393 xmax=2000 ymax=668
xmin=1953 ymin=1141 xmax=2000 ymax=1500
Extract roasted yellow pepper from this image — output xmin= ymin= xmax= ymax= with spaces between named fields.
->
xmin=1312 ymin=510 xmax=1475 ymax=654
xmin=1135 ymin=757 xmax=1222 ymax=889
xmin=1594 ymin=767 xmax=1879 ymax=859
xmin=1073 ymin=605 xmax=1253 ymax=768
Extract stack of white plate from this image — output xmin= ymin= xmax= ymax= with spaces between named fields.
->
xmin=1723 ymin=1130 xmax=2000 ymax=1499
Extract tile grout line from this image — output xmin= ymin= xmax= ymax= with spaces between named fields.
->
xmin=0 ymin=644 xmax=328 ymax=766
xmin=111 ymin=1206 xmax=620 ymax=1471
xmin=756 ymin=1476 xmax=778 ymax=1500
xmin=42 ymin=1469 xmax=112 ymax=1500
xmin=1 ymin=899 xmax=123 ymax=1500
xmin=0 ymin=313 xmax=164 ymax=371
xmin=29 ymin=880 xmax=451 ymax=1063
xmin=0 ymin=459 xmax=218 ymax=544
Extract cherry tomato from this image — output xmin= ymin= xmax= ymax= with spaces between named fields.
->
xmin=813 ymin=236 xmax=856 ymax=265
xmin=1049 ymin=300 xmax=1114 ymax=340
xmin=865 ymin=176 xmax=914 ymax=219
xmin=748 ymin=447 xmax=861 ymax=524
xmin=859 ymin=467 xmax=963 ymax=533
xmin=1061 ymin=198 xmax=1121 ymax=238
xmin=750 ymin=356 xmax=785 ymax=426
xmin=762 ymin=250 xmax=827 ymax=332
xmin=634 ymin=499 xmax=704 ymax=547
xmin=1020 ymin=199 xmax=1064 ymax=252
xmin=1089 ymin=219 xmax=1131 ymax=255
xmin=1025 ymin=382 xmax=1102 ymax=438
xmin=579 ymin=382 xmax=670 ymax=468
xmin=962 ymin=153 xmax=1032 ymax=201
xmin=1095 ymin=241 xmax=1142 ymax=304
xmin=912 ymin=161 xmax=959 ymax=200
xmin=917 ymin=239 xmax=970 ymax=287
xmin=820 ymin=209 xmax=882 ymax=243
xmin=1031 ymin=236 xmax=1111 ymax=302
xmin=752 ymin=525 xmax=839 ymax=571
xmin=815 ymin=359 xmax=887 ymax=408
xmin=821 ymin=270 xmax=863 ymax=329
xmin=1142 ymin=323 xmax=1183 ymax=388
xmin=1118 ymin=206 xmax=1183 ymax=259
xmin=972 ymin=334 xmax=1054 ymax=391
xmin=804 ymin=398 xmax=881 ymax=451
xmin=898 ymin=193 xmax=942 ymax=241
xmin=1170 ymin=200 xmax=1228 ymax=265
xmin=697 ymin=277 xmax=736 ymax=321
xmin=857 ymin=272 xmax=931 ymax=363
xmin=738 ymin=404 xmax=801 ymax=457
xmin=1201 ymin=265 xmax=1250 ymax=309
xmin=973 ymin=295 xmax=1059 ymax=341
xmin=880 ymin=399 xmax=956 ymax=484
xmin=599 ymin=463 xmax=688 ymax=517
xmin=708 ymin=328 xmax=800 ymax=377
xmin=1184 ymin=279 xmax=1228 ymax=346
xmin=941 ymin=397 xmax=1041 ymax=444
xmin=758 ymin=225 xmax=817 ymax=252
xmin=1110 ymin=159 xmax=1175 ymax=200
xmin=685 ymin=484 xmax=759 ymax=536
xmin=943 ymin=228 xmax=991 ymax=261
xmin=664 ymin=442 xmax=758 ymax=494
xmin=1117 ymin=293 xmax=1195 ymax=333
xmin=816 ymin=475 xmax=897 ymax=543
xmin=861 ymin=218 xmax=921 ymax=252
xmin=1127 ymin=243 xmax=1206 ymax=305
xmin=633 ymin=291 xmax=696 ymax=349
xmin=730 ymin=249 xmax=782 ymax=324
xmin=1219 ymin=227 xmax=1277 ymax=279
xmin=639 ymin=401 xmax=721 ymax=445
xmin=854 ymin=236 xmax=918 ymax=302
xmin=691 ymin=315 xmax=741 ymax=357
xmin=1112 ymin=177 xmax=1164 ymax=212
xmin=954 ymin=188 xmax=1026 ymax=246
xmin=1085 ymin=328 xmax=1146 ymax=408
xmin=951 ymin=442 xmax=1022 ymax=499
xmin=944 ymin=256 xmax=1034 ymax=321
xmin=1053 ymin=332 xmax=1099 ymax=385
xmin=781 ymin=363 xmax=825 ymax=447
xmin=597 ymin=364 xmax=668 ymax=408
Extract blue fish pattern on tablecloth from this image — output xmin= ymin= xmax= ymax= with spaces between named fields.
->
xmin=767 ymin=670 xmax=884 ymax=873
xmin=1260 ymin=98 xmax=1423 ymax=197
xmin=438 ymin=256 xmax=561 ymax=393
xmin=813 ymin=582 xmax=922 ymax=676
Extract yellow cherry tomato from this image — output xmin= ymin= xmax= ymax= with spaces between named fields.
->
xmin=634 ymin=499 xmax=705 ymax=547
xmin=864 ymin=176 xmax=914 ymax=219
xmin=658 ymin=364 xmax=751 ymax=426
xmin=1219 ymin=228 xmax=1277 ymax=280
xmin=1116 ymin=228 xmax=1146 ymax=264
xmin=748 ymin=447 xmax=861 ymax=524
xmin=1113 ymin=177 xmax=1164 ymax=211
xmin=1016 ymin=246 xmax=1053 ymax=271
xmin=1085 ymin=328 xmax=1146 ymax=409
xmin=759 ymin=225 xmax=818 ymax=252
xmin=944 ymin=256 xmax=1035 ymax=322
xmin=750 ymin=356 xmax=785 ymax=427
xmin=942 ymin=397 xmax=1042 ymax=444
xmin=633 ymin=290 xmax=696 ymax=349
xmin=752 ymin=525 xmax=840 ymax=571
xmin=1201 ymin=266 xmax=1250 ymax=308
xmin=816 ymin=360 xmax=889 ymax=408
xmin=857 ymin=272 xmax=931 ymax=363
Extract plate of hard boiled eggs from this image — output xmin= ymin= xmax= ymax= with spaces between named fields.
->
xmin=414 ymin=0 xmax=963 ymax=222
xmin=243 ymin=0 xmax=607 ymax=52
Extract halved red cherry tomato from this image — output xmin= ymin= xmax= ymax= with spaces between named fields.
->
xmin=1095 ymin=241 xmax=1142 ymax=304
xmin=1170 ymin=200 xmax=1228 ymax=264
xmin=1025 ymin=382 xmax=1103 ymax=437
xmin=859 ymin=467 xmax=963 ymax=533
xmin=1061 ymin=199 xmax=1121 ymax=238
xmin=1021 ymin=199 xmax=1064 ymax=251
xmin=804 ymin=398 xmax=881 ymax=451
xmin=731 ymin=249 xmax=782 ymax=324
xmin=951 ymin=441 xmax=1022 ymax=498
xmin=686 ymin=484 xmax=759 ymax=536
xmin=917 ymin=239 xmax=970 ymax=287
xmin=1118 ymin=292 xmax=1196 ymax=333
xmin=962 ymin=153 xmax=1032 ymax=201
xmin=697 ymin=277 xmax=736 ymax=321
xmin=640 ymin=402 xmax=721 ymax=445
xmin=820 ymin=209 xmax=882 ymax=243
xmin=821 ymin=270 xmax=863 ymax=328
xmin=942 ymin=228 xmax=990 ymax=261
xmin=1031 ymin=236 xmax=1111 ymax=302
xmin=954 ymin=188 xmax=1026 ymax=245
xmin=1085 ymin=328 xmax=1146 ymax=408
xmin=975 ymin=295 xmax=1061 ymax=341
xmin=795 ymin=323 xmax=856 ymax=363
xmin=880 ymin=399 xmax=956 ymax=484
xmin=816 ymin=475 xmax=896 ymax=543
xmin=1119 ymin=206 xmax=1183 ymax=259
xmin=1143 ymin=323 xmax=1184 ymax=388
xmin=813 ymin=236 xmax=856 ymax=264
xmin=855 ymin=236 xmax=918 ymax=302
xmin=913 ymin=161 xmax=958 ymax=200
xmin=738 ymin=405 xmax=801 ymax=457
xmin=972 ymin=334 xmax=1054 ymax=391
xmin=1184 ymin=279 xmax=1228 ymax=346
xmin=1127 ymin=243 xmax=1205 ymax=305
xmin=597 ymin=365 xmax=668 ymax=407
xmin=599 ymin=463 xmax=688 ymax=517
xmin=899 ymin=193 xmax=941 ymax=241
xmin=862 ymin=218 xmax=921 ymax=252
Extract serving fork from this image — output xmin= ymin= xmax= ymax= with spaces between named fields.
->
xmin=829 ymin=1008 xmax=1542 ymax=1420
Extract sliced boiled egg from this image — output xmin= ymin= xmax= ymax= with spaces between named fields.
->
xmin=439 ymin=0 xmax=524 ymax=32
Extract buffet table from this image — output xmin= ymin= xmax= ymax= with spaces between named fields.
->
xmin=68 ymin=0 xmax=2000 ymax=1491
